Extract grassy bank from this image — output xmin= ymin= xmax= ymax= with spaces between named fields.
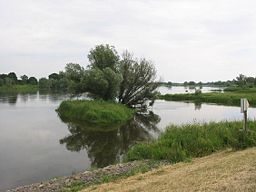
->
xmin=159 ymin=92 xmax=256 ymax=106
xmin=83 ymin=147 xmax=256 ymax=192
xmin=126 ymin=121 xmax=256 ymax=162
xmin=224 ymin=86 xmax=256 ymax=92
xmin=57 ymin=100 xmax=135 ymax=127
xmin=0 ymin=84 xmax=38 ymax=94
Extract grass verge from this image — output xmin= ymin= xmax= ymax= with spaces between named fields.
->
xmin=126 ymin=121 xmax=256 ymax=162
xmin=159 ymin=92 xmax=256 ymax=106
xmin=57 ymin=100 xmax=135 ymax=127
xmin=0 ymin=85 xmax=38 ymax=94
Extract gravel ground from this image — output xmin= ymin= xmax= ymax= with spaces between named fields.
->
xmin=6 ymin=161 xmax=156 ymax=192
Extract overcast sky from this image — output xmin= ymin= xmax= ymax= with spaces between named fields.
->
xmin=1 ymin=0 xmax=256 ymax=82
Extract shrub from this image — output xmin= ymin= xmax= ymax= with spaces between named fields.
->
xmin=126 ymin=121 xmax=256 ymax=163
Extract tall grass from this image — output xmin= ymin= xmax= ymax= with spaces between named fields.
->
xmin=224 ymin=87 xmax=256 ymax=93
xmin=57 ymin=100 xmax=135 ymax=127
xmin=0 ymin=84 xmax=38 ymax=94
xmin=159 ymin=92 xmax=256 ymax=106
xmin=126 ymin=121 xmax=256 ymax=163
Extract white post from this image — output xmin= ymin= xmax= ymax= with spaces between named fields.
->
xmin=241 ymin=98 xmax=249 ymax=131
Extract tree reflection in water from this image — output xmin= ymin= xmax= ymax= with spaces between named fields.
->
xmin=0 ymin=93 xmax=18 ymax=105
xmin=194 ymin=101 xmax=202 ymax=110
xmin=59 ymin=111 xmax=160 ymax=168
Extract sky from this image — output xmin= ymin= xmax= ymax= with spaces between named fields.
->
xmin=1 ymin=0 xmax=256 ymax=82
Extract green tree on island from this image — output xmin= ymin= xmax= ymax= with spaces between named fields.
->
xmin=37 ymin=44 xmax=158 ymax=108
xmin=82 ymin=44 xmax=158 ymax=107
xmin=118 ymin=51 xmax=157 ymax=106
xmin=82 ymin=44 xmax=122 ymax=100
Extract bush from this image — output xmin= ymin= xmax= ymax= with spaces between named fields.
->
xmin=126 ymin=121 xmax=256 ymax=163
xmin=159 ymin=92 xmax=256 ymax=107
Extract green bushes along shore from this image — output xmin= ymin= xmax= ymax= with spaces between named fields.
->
xmin=159 ymin=92 xmax=256 ymax=106
xmin=57 ymin=100 xmax=135 ymax=127
xmin=0 ymin=84 xmax=38 ymax=94
xmin=126 ymin=121 xmax=256 ymax=163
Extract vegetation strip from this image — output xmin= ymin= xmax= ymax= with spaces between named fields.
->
xmin=0 ymin=85 xmax=38 ymax=94
xmin=56 ymin=100 xmax=135 ymax=127
xmin=159 ymin=92 xmax=256 ymax=106
xmin=126 ymin=121 xmax=256 ymax=162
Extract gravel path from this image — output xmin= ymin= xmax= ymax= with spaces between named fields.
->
xmin=7 ymin=161 xmax=142 ymax=192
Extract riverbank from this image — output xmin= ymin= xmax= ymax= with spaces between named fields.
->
xmin=126 ymin=121 xmax=256 ymax=162
xmin=0 ymin=85 xmax=38 ymax=94
xmin=159 ymin=91 xmax=256 ymax=106
xmin=8 ymin=121 xmax=256 ymax=192
xmin=9 ymin=147 xmax=256 ymax=192
xmin=82 ymin=147 xmax=256 ymax=192
xmin=8 ymin=160 xmax=166 ymax=192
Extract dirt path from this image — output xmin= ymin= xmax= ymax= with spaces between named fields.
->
xmin=82 ymin=148 xmax=256 ymax=192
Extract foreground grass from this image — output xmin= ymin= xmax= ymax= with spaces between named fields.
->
xmin=0 ymin=84 xmax=38 ymax=93
xmin=57 ymin=100 xmax=135 ymax=127
xmin=159 ymin=92 xmax=256 ymax=106
xmin=126 ymin=121 xmax=256 ymax=162
xmin=82 ymin=147 xmax=256 ymax=192
xmin=61 ymin=161 xmax=165 ymax=192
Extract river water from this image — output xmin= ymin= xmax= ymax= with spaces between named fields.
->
xmin=0 ymin=88 xmax=254 ymax=191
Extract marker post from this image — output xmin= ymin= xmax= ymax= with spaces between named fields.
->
xmin=241 ymin=98 xmax=249 ymax=132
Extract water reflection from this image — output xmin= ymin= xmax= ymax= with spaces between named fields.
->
xmin=0 ymin=93 xmax=18 ymax=104
xmin=59 ymin=111 xmax=160 ymax=168
xmin=194 ymin=101 xmax=202 ymax=110
xmin=20 ymin=94 xmax=29 ymax=102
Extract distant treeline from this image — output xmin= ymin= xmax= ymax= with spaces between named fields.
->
xmin=160 ymin=74 xmax=256 ymax=88
xmin=38 ymin=69 xmax=78 ymax=92
xmin=0 ymin=72 xmax=38 ymax=86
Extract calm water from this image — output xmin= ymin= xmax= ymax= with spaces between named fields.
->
xmin=158 ymin=86 xmax=224 ymax=94
xmin=0 ymin=90 xmax=255 ymax=191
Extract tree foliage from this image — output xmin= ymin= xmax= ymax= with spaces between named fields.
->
xmin=48 ymin=73 xmax=59 ymax=80
xmin=20 ymin=75 xmax=28 ymax=84
xmin=64 ymin=63 xmax=85 ymax=83
xmin=28 ymin=77 xmax=38 ymax=85
xmin=88 ymin=44 xmax=119 ymax=71
xmin=84 ymin=45 xmax=122 ymax=100
xmin=8 ymin=72 xmax=18 ymax=82
xmin=83 ymin=45 xmax=158 ymax=107
xmin=39 ymin=78 xmax=50 ymax=89
xmin=0 ymin=72 xmax=38 ymax=87
xmin=118 ymin=51 xmax=158 ymax=107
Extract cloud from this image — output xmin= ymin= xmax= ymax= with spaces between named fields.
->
xmin=1 ymin=0 xmax=256 ymax=81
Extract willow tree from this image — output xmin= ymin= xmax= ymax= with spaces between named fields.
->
xmin=82 ymin=44 xmax=122 ymax=100
xmin=118 ymin=51 xmax=158 ymax=107
xmin=82 ymin=45 xmax=158 ymax=107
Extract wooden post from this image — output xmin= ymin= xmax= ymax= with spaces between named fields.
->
xmin=244 ymin=110 xmax=247 ymax=132
xmin=241 ymin=98 xmax=249 ymax=132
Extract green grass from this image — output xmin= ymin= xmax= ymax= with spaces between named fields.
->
xmin=57 ymin=100 xmax=135 ymax=127
xmin=224 ymin=87 xmax=256 ymax=93
xmin=126 ymin=121 xmax=256 ymax=163
xmin=0 ymin=84 xmax=38 ymax=93
xmin=159 ymin=92 xmax=256 ymax=106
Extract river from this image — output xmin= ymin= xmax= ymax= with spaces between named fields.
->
xmin=0 ymin=88 xmax=254 ymax=191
